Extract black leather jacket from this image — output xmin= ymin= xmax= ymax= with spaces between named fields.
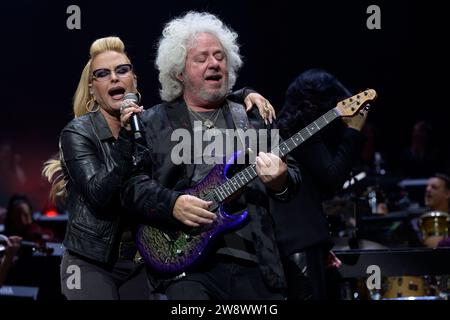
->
xmin=60 ymin=110 xmax=134 ymax=264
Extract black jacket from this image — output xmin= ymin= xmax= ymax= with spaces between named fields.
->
xmin=272 ymin=127 xmax=365 ymax=257
xmin=122 ymin=99 xmax=302 ymax=289
xmin=60 ymin=110 xmax=134 ymax=264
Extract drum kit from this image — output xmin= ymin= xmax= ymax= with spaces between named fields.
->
xmin=369 ymin=211 xmax=449 ymax=300
xmin=419 ymin=211 xmax=449 ymax=240
xmin=327 ymin=176 xmax=450 ymax=300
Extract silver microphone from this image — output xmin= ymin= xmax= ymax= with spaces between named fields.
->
xmin=122 ymin=92 xmax=142 ymax=140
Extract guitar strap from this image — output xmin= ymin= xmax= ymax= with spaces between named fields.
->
xmin=226 ymin=100 xmax=252 ymax=153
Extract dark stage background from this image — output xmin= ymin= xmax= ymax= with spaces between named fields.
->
xmin=1 ymin=0 xmax=448 ymax=210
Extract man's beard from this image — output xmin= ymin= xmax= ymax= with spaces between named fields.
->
xmin=199 ymin=84 xmax=228 ymax=103
xmin=184 ymin=74 xmax=229 ymax=104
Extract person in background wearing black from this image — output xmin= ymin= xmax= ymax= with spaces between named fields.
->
xmin=275 ymin=69 xmax=368 ymax=300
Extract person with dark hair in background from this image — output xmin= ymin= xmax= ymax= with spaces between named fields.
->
xmin=41 ymin=34 xmax=276 ymax=300
xmin=121 ymin=11 xmax=301 ymax=300
xmin=275 ymin=68 xmax=368 ymax=300
xmin=4 ymin=194 xmax=54 ymax=243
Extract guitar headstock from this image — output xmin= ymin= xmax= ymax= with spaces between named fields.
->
xmin=335 ymin=89 xmax=377 ymax=117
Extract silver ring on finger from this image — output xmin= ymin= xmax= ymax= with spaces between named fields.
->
xmin=120 ymin=101 xmax=131 ymax=114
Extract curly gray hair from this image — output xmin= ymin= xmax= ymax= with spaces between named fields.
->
xmin=155 ymin=11 xmax=243 ymax=102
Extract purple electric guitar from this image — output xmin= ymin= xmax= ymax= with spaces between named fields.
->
xmin=136 ymin=89 xmax=377 ymax=274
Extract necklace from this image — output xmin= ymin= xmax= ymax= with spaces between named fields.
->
xmin=187 ymin=107 xmax=221 ymax=129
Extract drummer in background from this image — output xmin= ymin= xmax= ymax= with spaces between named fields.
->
xmin=422 ymin=173 xmax=450 ymax=248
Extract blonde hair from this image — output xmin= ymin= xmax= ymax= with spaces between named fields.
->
xmin=43 ymin=36 xmax=128 ymax=202
xmin=42 ymin=155 xmax=67 ymax=203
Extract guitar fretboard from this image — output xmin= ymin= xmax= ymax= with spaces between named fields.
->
xmin=213 ymin=108 xmax=341 ymax=202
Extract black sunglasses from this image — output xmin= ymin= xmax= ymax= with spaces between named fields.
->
xmin=92 ymin=64 xmax=133 ymax=81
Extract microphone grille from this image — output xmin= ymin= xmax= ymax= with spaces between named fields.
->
xmin=123 ymin=92 xmax=140 ymax=104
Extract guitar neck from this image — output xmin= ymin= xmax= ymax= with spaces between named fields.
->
xmin=213 ymin=108 xmax=341 ymax=202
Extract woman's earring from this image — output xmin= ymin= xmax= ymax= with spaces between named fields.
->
xmin=86 ymin=98 xmax=99 ymax=113
xmin=136 ymin=91 xmax=142 ymax=103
